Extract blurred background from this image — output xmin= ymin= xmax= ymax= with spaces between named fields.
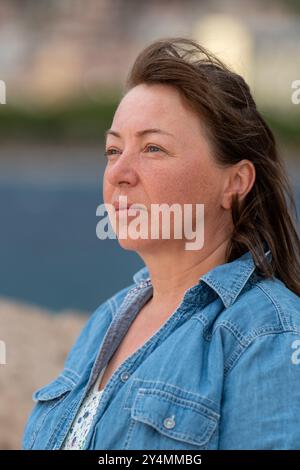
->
xmin=0 ymin=0 xmax=299 ymax=449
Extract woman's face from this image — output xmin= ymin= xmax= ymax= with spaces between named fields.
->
xmin=103 ymin=83 xmax=231 ymax=252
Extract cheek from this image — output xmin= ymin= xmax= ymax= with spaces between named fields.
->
xmin=144 ymin=168 xmax=184 ymax=204
xmin=148 ymin=163 xmax=218 ymax=206
xmin=181 ymin=158 xmax=224 ymax=203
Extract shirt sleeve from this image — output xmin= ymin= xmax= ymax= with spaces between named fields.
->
xmin=218 ymin=331 xmax=300 ymax=449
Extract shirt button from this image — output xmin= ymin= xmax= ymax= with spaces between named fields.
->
xmin=163 ymin=415 xmax=176 ymax=429
xmin=120 ymin=371 xmax=130 ymax=382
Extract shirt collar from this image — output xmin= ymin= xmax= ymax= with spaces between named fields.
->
xmin=133 ymin=265 xmax=151 ymax=284
xmin=201 ymin=248 xmax=272 ymax=308
xmin=132 ymin=247 xmax=272 ymax=308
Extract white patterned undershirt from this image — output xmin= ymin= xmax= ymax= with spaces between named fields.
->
xmin=61 ymin=366 xmax=107 ymax=450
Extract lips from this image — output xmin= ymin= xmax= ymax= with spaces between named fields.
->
xmin=112 ymin=200 xmax=146 ymax=211
xmin=113 ymin=201 xmax=131 ymax=211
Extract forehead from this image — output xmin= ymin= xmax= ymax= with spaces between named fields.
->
xmin=109 ymin=83 xmax=201 ymax=136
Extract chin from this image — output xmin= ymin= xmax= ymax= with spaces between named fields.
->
xmin=116 ymin=236 xmax=162 ymax=252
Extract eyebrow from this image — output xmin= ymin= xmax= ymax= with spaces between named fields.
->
xmin=104 ymin=128 xmax=175 ymax=141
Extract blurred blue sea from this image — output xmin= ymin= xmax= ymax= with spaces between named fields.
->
xmin=0 ymin=150 xmax=144 ymax=313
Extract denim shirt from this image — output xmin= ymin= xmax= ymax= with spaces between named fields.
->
xmin=22 ymin=248 xmax=300 ymax=450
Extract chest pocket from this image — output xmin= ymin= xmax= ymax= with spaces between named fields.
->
xmin=22 ymin=372 xmax=77 ymax=450
xmin=127 ymin=386 xmax=220 ymax=450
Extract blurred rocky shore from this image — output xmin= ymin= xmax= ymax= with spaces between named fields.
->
xmin=0 ymin=298 xmax=87 ymax=449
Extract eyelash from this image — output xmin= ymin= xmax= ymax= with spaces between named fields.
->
xmin=104 ymin=145 xmax=163 ymax=158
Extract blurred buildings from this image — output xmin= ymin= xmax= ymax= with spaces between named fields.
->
xmin=0 ymin=0 xmax=299 ymax=112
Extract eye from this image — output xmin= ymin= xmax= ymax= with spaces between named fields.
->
xmin=145 ymin=145 xmax=163 ymax=153
xmin=104 ymin=145 xmax=164 ymax=159
xmin=104 ymin=148 xmax=119 ymax=158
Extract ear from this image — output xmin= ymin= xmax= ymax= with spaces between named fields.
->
xmin=221 ymin=160 xmax=256 ymax=210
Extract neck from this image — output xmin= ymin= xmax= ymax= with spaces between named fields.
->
xmin=138 ymin=237 xmax=230 ymax=308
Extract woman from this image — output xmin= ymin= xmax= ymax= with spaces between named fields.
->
xmin=22 ymin=37 xmax=300 ymax=450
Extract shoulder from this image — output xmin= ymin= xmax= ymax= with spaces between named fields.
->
xmin=63 ymin=283 xmax=135 ymax=371
xmin=209 ymin=275 xmax=300 ymax=375
xmin=218 ymin=276 xmax=300 ymax=336
xmin=83 ymin=283 xmax=135 ymax=331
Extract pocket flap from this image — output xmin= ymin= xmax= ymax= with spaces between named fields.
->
xmin=131 ymin=388 xmax=219 ymax=447
xmin=32 ymin=375 xmax=75 ymax=402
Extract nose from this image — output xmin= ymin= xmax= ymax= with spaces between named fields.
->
xmin=105 ymin=151 xmax=139 ymax=188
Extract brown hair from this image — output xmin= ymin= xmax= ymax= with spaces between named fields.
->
xmin=124 ymin=37 xmax=300 ymax=296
